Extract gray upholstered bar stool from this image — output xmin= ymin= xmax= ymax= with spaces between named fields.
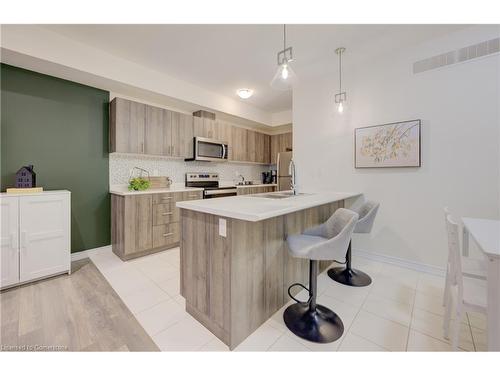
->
xmin=328 ymin=200 xmax=380 ymax=287
xmin=284 ymin=208 xmax=359 ymax=343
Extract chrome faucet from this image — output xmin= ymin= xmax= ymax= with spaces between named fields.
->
xmin=289 ymin=159 xmax=297 ymax=195
xmin=238 ymin=174 xmax=245 ymax=185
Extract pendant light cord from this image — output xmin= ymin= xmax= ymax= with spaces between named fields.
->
xmin=283 ymin=24 xmax=286 ymax=53
xmin=339 ymin=49 xmax=342 ymax=94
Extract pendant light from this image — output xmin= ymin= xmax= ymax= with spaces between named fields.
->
xmin=270 ymin=24 xmax=297 ymax=90
xmin=335 ymin=47 xmax=347 ymax=113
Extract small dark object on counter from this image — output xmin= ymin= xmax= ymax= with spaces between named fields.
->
xmin=262 ymin=171 xmax=273 ymax=184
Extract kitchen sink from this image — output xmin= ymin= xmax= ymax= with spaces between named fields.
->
xmin=254 ymin=192 xmax=309 ymax=199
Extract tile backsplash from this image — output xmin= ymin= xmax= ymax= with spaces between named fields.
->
xmin=110 ymin=153 xmax=272 ymax=185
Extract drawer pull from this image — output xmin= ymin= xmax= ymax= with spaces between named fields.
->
xmin=162 ymin=212 xmax=173 ymax=216
xmin=163 ymin=233 xmax=174 ymax=237
xmin=161 ymin=197 xmax=172 ymax=200
xmin=189 ymin=194 xmax=199 ymax=198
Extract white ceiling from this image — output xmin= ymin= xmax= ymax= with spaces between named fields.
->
xmin=43 ymin=24 xmax=466 ymax=114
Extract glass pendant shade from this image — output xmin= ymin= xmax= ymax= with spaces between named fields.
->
xmin=270 ymin=62 xmax=297 ymax=90
xmin=337 ymin=101 xmax=344 ymax=114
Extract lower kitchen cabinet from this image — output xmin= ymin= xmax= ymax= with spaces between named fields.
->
xmin=236 ymin=185 xmax=277 ymax=195
xmin=153 ymin=223 xmax=180 ymax=248
xmin=0 ymin=191 xmax=71 ymax=289
xmin=111 ymin=190 xmax=203 ymax=260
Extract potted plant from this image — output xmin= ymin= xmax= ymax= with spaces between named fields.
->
xmin=128 ymin=167 xmax=151 ymax=191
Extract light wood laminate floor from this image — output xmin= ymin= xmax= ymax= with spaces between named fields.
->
xmin=0 ymin=259 xmax=159 ymax=351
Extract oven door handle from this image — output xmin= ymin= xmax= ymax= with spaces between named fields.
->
xmin=204 ymin=188 xmax=238 ymax=196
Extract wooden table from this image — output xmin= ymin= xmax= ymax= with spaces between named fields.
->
xmin=462 ymin=217 xmax=500 ymax=351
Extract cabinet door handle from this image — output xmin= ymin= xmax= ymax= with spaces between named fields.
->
xmin=20 ymin=231 xmax=27 ymax=250
xmin=141 ymin=142 xmax=145 ymax=153
xmin=171 ymin=145 xmax=175 ymax=155
xmin=162 ymin=212 xmax=173 ymax=216
xmin=10 ymin=232 xmax=18 ymax=250
xmin=163 ymin=233 xmax=174 ymax=237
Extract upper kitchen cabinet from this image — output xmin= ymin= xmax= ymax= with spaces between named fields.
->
xmin=171 ymin=112 xmax=194 ymax=158
xmin=110 ymin=98 xmax=146 ymax=153
xmin=193 ymin=116 xmax=218 ymax=139
xmin=110 ymin=97 xmax=283 ymax=165
xmin=246 ymin=129 xmax=256 ymax=162
xmin=230 ymin=125 xmax=248 ymax=162
xmin=270 ymin=132 xmax=293 ymax=164
xmin=110 ymin=98 xmax=195 ymax=158
xmin=216 ymin=120 xmax=232 ymax=158
xmin=255 ymin=132 xmax=270 ymax=164
xmin=144 ymin=105 xmax=170 ymax=155
xmin=263 ymin=133 xmax=271 ymax=164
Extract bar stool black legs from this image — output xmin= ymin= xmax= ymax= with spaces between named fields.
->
xmin=327 ymin=240 xmax=372 ymax=287
xmin=284 ymin=260 xmax=344 ymax=343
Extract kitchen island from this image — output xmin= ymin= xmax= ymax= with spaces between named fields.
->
xmin=176 ymin=191 xmax=361 ymax=349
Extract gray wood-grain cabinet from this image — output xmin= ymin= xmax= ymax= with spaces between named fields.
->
xmin=171 ymin=111 xmax=194 ymax=158
xmin=145 ymin=105 xmax=169 ymax=155
xmin=270 ymin=132 xmax=293 ymax=164
xmin=110 ymin=98 xmax=146 ymax=153
xmin=111 ymin=190 xmax=202 ymax=260
xmin=230 ymin=125 xmax=248 ymax=161
xmin=110 ymin=97 xmax=287 ymax=164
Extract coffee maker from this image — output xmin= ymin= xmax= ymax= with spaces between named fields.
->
xmin=262 ymin=171 xmax=273 ymax=184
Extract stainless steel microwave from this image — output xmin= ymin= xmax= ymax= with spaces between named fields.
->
xmin=185 ymin=137 xmax=229 ymax=162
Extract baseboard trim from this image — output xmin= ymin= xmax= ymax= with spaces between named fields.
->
xmin=71 ymin=245 xmax=112 ymax=261
xmin=71 ymin=245 xmax=444 ymax=276
xmin=355 ymin=249 xmax=445 ymax=277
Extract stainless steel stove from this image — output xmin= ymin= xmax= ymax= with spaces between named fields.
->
xmin=185 ymin=172 xmax=237 ymax=199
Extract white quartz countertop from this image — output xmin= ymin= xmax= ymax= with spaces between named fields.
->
xmin=0 ymin=189 xmax=70 ymax=197
xmin=176 ymin=191 xmax=362 ymax=221
xmin=110 ymin=184 xmax=203 ymax=196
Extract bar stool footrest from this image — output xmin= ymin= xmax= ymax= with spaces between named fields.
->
xmin=287 ymin=282 xmax=312 ymax=304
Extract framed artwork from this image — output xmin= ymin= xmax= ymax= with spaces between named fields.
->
xmin=355 ymin=119 xmax=421 ymax=168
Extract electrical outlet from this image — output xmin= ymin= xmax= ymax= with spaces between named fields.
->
xmin=219 ymin=218 xmax=227 ymax=237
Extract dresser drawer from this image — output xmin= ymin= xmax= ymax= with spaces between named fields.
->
xmin=153 ymin=223 xmax=180 ymax=248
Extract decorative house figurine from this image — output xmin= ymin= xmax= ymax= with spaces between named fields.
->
xmin=15 ymin=165 xmax=36 ymax=188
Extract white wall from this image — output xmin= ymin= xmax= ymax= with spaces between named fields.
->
xmin=293 ymin=25 xmax=500 ymax=268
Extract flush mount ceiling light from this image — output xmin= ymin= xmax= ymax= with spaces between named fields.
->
xmin=237 ymin=88 xmax=253 ymax=99
xmin=270 ymin=24 xmax=297 ymax=90
xmin=334 ymin=47 xmax=347 ymax=114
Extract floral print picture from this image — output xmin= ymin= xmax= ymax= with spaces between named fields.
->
xmin=355 ymin=120 xmax=421 ymax=168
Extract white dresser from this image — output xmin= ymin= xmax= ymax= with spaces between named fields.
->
xmin=0 ymin=190 xmax=71 ymax=289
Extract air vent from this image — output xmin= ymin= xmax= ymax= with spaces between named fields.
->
xmin=413 ymin=37 xmax=500 ymax=74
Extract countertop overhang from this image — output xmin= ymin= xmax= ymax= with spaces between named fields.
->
xmin=176 ymin=191 xmax=362 ymax=221
xmin=109 ymin=185 xmax=203 ymax=196
xmin=109 ymin=183 xmax=277 ymax=196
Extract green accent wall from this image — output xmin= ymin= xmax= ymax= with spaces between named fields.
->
xmin=1 ymin=64 xmax=110 ymax=253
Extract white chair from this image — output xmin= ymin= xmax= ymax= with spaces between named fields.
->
xmin=442 ymin=207 xmax=486 ymax=309
xmin=284 ymin=208 xmax=359 ymax=343
xmin=328 ymin=200 xmax=379 ymax=287
xmin=443 ymin=213 xmax=487 ymax=350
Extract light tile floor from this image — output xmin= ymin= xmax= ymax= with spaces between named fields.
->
xmin=90 ymin=248 xmax=486 ymax=351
